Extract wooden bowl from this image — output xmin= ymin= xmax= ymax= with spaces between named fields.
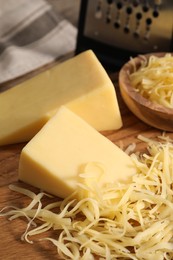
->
xmin=119 ymin=53 xmax=173 ymax=132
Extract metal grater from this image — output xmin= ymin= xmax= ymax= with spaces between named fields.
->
xmin=76 ymin=0 xmax=173 ymax=69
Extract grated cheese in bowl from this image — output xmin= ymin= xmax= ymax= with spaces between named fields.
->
xmin=1 ymin=135 xmax=173 ymax=259
xmin=130 ymin=53 xmax=173 ymax=109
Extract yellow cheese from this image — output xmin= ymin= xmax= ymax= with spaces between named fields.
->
xmin=19 ymin=106 xmax=136 ymax=199
xmin=0 ymin=50 xmax=122 ymax=146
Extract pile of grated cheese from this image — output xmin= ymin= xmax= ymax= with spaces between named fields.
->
xmin=130 ymin=53 xmax=173 ymax=109
xmin=1 ymin=134 xmax=173 ymax=259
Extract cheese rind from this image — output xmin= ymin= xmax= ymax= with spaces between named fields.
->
xmin=19 ymin=106 xmax=135 ymax=199
xmin=0 ymin=50 xmax=122 ymax=146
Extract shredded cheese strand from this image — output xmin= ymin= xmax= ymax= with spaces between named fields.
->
xmin=130 ymin=53 xmax=173 ymax=108
xmin=1 ymin=135 xmax=173 ymax=259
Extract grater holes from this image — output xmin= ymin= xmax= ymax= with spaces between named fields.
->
xmin=116 ymin=2 xmax=123 ymax=10
xmin=146 ymin=17 xmax=152 ymax=26
xmin=152 ymin=9 xmax=159 ymax=17
xmin=126 ymin=6 xmax=133 ymax=15
xmin=142 ymin=4 xmax=150 ymax=12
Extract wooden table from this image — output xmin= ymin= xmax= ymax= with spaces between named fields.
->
xmin=0 ymin=53 xmax=171 ymax=259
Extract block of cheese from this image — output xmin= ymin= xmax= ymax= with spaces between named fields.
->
xmin=0 ymin=50 xmax=122 ymax=146
xmin=19 ymin=106 xmax=136 ymax=199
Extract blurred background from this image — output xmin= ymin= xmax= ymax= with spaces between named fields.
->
xmin=47 ymin=0 xmax=80 ymax=26
xmin=0 ymin=0 xmax=172 ymax=86
xmin=0 ymin=0 xmax=80 ymax=86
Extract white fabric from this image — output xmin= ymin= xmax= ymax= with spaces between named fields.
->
xmin=0 ymin=0 xmax=77 ymax=84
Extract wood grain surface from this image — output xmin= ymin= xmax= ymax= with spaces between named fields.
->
xmin=0 ymin=59 xmax=173 ymax=260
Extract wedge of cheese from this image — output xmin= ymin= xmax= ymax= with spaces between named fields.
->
xmin=19 ymin=106 xmax=136 ymax=199
xmin=0 ymin=50 xmax=122 ymax=146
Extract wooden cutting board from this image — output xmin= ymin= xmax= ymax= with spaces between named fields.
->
xmin=0 ymin=68 xmax=172 ymax=259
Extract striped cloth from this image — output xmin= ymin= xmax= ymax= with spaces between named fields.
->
xmin=0 ymin=0 xmax=77 ymax=84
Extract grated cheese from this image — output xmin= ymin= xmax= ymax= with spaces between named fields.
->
xmin=130 ymin=53 xmax=173 ymax=109
xmin=1 ymin=135 xmax=173 ymax=259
